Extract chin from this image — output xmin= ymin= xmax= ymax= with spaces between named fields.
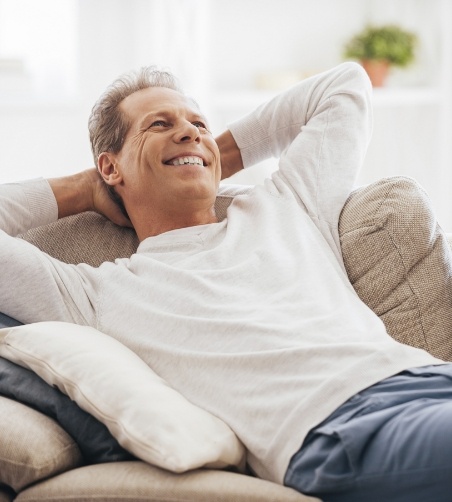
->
xmin=178 ymin=181 xmax=217 ymax=201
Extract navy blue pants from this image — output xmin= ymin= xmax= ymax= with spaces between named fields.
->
xmin=285 ymin=365 xmax=452 ymax=502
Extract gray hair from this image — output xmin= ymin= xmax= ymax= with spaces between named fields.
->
xmin=89 ymin=66 xmax=182 ymax=160
xmin=88 ymin=66 xmax=183 ymax=216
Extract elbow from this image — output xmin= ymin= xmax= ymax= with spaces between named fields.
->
xmin=340 ymin=61 xmax=373 ymax=94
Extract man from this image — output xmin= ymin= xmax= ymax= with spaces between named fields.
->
xmin=0 ymin=62 xmax=451 ymax=501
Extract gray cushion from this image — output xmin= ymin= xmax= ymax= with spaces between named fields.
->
xmin=0 ymin=312 xmax=21 ymax=329
xmin=0 ymin=486 xmax=14 ymax=502
xmin=0 ymin=358 xmax=133 ymax=465
xmin=0 ymin=396 xmax=82 ymax=491
xmin=339 ymin=176 xmax=452 ymax=360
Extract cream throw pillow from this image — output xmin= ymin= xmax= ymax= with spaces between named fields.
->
xmin=0 ymin=322 xmax=245 ymax=473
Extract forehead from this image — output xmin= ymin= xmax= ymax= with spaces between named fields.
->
xmin=120 ymin=86 xmax=201 ymax=122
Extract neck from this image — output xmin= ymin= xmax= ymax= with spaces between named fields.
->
xmin=131 ymin=204 xmax=218 ymax=241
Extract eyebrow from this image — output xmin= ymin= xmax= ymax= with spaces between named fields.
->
xmin=138 ymin=109 xmax=209 ymax=128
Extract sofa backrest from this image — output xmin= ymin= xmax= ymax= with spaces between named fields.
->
xmin=19 ymin=184 xmax=252 ymax=267
xmin=19 ymin=177 xmax=452 ymax=361
xmin=339 ymin=176 xmax=452 ymax=361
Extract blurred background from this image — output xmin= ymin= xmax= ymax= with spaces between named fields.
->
xmin=0 ymin=0 xmax=451 ymax=228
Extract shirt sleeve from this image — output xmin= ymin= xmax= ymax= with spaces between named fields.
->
xmin=0 ymin=178 xmax=58 ymax=235
xmin=227 ymin=62 xmax=373 ymax=227
xmin=0 ymin=179 xmax=98 ymax=325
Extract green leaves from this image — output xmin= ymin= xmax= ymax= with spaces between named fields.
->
xmin=344 ymin=25 xmax=417 ymax=67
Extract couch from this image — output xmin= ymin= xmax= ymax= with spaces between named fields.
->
xmin=0 ymin=176 xmax=451 ymax=502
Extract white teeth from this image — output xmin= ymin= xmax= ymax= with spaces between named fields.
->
xmin=170 ymin=156 xmax=204 ymax=166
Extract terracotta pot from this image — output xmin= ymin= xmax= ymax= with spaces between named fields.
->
xmin=361 ymin=59 xmax=390 ymax=87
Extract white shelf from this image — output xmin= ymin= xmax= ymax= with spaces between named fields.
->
xmin=371 ymin=87 xmax=441 ymax=106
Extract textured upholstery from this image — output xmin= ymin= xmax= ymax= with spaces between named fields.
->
xmin=19 ymin=212 xmax=138 ymax=267
xmin=16 ymin=461 xmax=316 ymax=502
xmin=8 ymin=176 xmax=451 ymax=501
xmin=0 ymin=396 xmax=82 ymax=492
xmin=340 ymin=177 xmax=452 ymax=360
xmin=20 ymin=178 xmax=452 ymax=360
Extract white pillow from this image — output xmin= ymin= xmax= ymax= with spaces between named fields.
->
xmin=0 ymin=322 xmax=245 ymax=473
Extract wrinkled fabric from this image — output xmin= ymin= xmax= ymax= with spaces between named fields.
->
xmin=285 ymin=364 xmax=452 ymax=502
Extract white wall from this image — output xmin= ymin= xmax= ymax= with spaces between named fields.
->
xmin=0 ymin=0 xmax=451 ymax=228
xmin=207 ymin=0 xmax=452 ymax=228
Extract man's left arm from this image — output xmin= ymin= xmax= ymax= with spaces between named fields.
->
xmin=215 ymin=130 xmax=244 ymax=180
xmin=0 ymin=171 xmax=127 ymax=325
xmin=224 ymin=62 xmax=373 ymax=226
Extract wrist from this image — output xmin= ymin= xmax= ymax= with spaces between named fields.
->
xmin=216 ymin=130 xmax=244 ymax=180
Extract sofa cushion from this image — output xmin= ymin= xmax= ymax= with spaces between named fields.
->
xmin=19 ymin=212 xmax=138 ymax=267
xmin=0 ymin=322 xmax=245 ymax=474
xmin=0 ymin=396 xmax=82 ymax=492
xmin=339 ymin=176 xmax=452 ymax=361
xmin=15 ymin=461 xmax=319 ymax=502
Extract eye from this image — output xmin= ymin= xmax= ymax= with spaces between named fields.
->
xmin=192 ymin=121 xmax=209 ymax=132
xmin=148 ymin=120 xmax=168 ymax=128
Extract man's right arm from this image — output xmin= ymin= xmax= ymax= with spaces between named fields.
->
xmin=0 ymin=168 xmax=131 ymax=238
xmin=0 ymin=170 xmax=119 ymax=325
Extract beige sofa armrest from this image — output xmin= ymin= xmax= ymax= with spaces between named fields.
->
xmin=16 ymin=461 xmax=320 ymax=502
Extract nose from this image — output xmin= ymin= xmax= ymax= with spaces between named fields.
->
xmin=174 ymin=121 xmax=201 ymax=143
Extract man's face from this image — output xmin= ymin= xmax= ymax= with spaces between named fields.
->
xmin=112 ymin=86 xmax=221 ymax=212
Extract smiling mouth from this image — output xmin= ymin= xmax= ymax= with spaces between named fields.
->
xmin=165 ymin=156 xmax=206 ymax=166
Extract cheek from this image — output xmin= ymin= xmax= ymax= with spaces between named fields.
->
xmin=126 ymin=131 xmax=150 ymax=157
xmin=122 ymin=139 xmax=153 ymax=171
xmin=206 ymin=138 xmax=221 ymax=162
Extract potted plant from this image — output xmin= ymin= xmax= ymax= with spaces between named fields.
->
xmin=343 ymin=25 xmax=417 ymax=86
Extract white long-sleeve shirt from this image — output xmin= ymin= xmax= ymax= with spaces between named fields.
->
xmin=0 ymin=63 xmax=441 ymax=483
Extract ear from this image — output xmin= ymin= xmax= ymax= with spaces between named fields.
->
xmin=98 ymin=152 xmax=122 ymax=186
